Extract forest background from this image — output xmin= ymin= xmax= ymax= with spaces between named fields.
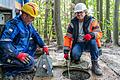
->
xmin=31 ymin=0 xmax=120 ymax=49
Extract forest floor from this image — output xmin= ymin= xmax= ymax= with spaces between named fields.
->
xmin=34 ymin=42 xmax=120 ymax=80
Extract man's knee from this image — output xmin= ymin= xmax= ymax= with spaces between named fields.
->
xmin=25 ymin=56 xmax=35 ymax=67
xmin=98 ymin=47 xmax=102 ymax=56
xmin=89 ymin=39 xmax=97 ymax=45
xmin=89 ymin=40 xmax=98 ymax=50
xmin=12 ymin=55 xmax=35 ymax=69
xmin=72 ymin=49 xmax=82 ymax=60
xmin=72 ymin=45 xmax=81 ymax=54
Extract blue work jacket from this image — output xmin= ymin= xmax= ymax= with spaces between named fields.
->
xmin=0 ymin=15 xmax=45 ymax=57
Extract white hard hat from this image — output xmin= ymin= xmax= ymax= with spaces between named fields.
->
xmin=74 ymin=3 xmax=87 ymax=13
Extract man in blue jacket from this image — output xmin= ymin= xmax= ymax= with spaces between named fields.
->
xmin=0 ymin=2 xmax=48 ymax=76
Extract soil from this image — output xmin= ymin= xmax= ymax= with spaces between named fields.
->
xmin=33 ymin=42 xmax=120 ymax=80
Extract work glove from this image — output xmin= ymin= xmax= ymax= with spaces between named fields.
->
xmin=64 ymin=53 xmax=69 ymax=60
xmin=83 ymin=33 xmax=93 ymax=41
xmin=64 ymin=49 xmax=69 ymax=60
xmin=17 ymin=52 xmax=31 ymax=64
xmin=84 ymin=34 xmax=92 ymax=41
xmin=84 ymin=33 xmax=95 ymax=41
xmin=43 ymin=46 xmax=49 ymax=55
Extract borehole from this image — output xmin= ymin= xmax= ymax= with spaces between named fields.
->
xmin=62 ymin=69 xmax=90 ymax=80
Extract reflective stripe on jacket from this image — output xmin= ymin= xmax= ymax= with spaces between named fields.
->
xmin=0 ymin=15 xmax=45 ymax=56
xmin=64 ymin=15 xmax=102 ymax=50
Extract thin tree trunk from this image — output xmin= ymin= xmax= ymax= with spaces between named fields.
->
xmin=99 ymin=0 xmax=103 ymax=30
xmin=113 ymin=0 xmax=120 ymax=46
xmin=54 ymin=0 xmax=63 ymax=49
xmin=96 ymin=0 xmax=100 ymax=20
xmin=106 ymin=0 xmax=111 ymax=43
xmin=51 ymin=0 xmax=56 ymax=40
xmin=44 ymin=0 xmax=49 ymax=44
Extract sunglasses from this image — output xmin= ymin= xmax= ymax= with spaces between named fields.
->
xmin=76 ymin=11 xmax=84 ymax=14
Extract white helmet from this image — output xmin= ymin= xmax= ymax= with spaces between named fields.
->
xmin=74 ymin=3 xmax=87 ymax=13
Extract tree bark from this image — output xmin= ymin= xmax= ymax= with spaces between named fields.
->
xmin=106 ymin=0 xmax=111 ymax=43
xmin=113 ymin=0 xmax=120 ymax=46
xmin=99 ymin=0 xmax=103 ymax=30
xmin=44 ymin=0 xmax=49 ymax=44
xmin=54 ymin=0 xmax=63 ymax=49
xmin=96 ymin=0 xmax=100 ymax=20
xmin=51 ymin=0 xmax=56 ymax=40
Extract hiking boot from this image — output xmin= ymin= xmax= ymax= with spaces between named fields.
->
xmin=91 ymin=61 xmax=102 ymax=76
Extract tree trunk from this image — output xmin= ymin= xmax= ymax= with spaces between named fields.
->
xmin=44 ymin=0 xmax=49 ymax=44
xmin=96 ymin=0 xmax=100 ymax=20
xmin=113 ymin=0 xmax=120 ymax=46
xmin=99 ymin=0 xmax=103 ymax=30
xmin=51 ymin=0 xmax=56 ymax=40
xmin=106 ymin=0 xmax=111 ymax=43
xmin=54 ymin=0 xmax=63 ymax=49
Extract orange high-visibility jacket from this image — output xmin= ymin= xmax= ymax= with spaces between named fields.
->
xmin=64 ymin=16 xmax=102 ymax=51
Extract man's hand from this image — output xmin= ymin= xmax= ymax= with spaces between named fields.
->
xmin=43 ymin=46 xmax=49 ymax=55
xmin=17 ymin=52 xmax=30 ymax=64
xmin=64 ymin=48 xmax=69 ymax=60
xmin=64 ymin=53 xmax=69 ymax=60
xmin=84 ymin=34 xmax=92 ymax=41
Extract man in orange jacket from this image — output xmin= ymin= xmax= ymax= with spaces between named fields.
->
xmin=64 ymin=3 xmax=102 ymax=75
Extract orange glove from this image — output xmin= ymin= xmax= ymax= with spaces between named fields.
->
xmin=84 ymin=34 xmax=92 ymax=41
xmin=17 ymin=52 xmax=30 ymax=64
xmin=43 ymin=46 xmax=49 ymax=55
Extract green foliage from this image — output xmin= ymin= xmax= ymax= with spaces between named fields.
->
xmin=30 ymin=0 xmax=119 ymax=44
xmin=32 ymin=0 xmax=52 ymax=39
xmin=60 ymin=0 xmax=71 ymax=34
xmin=102 ymin=18 xmax=113 ymax=41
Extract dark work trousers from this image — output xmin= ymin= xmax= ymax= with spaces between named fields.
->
xmin=72 ymin=39 xmax=99 ymax=61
